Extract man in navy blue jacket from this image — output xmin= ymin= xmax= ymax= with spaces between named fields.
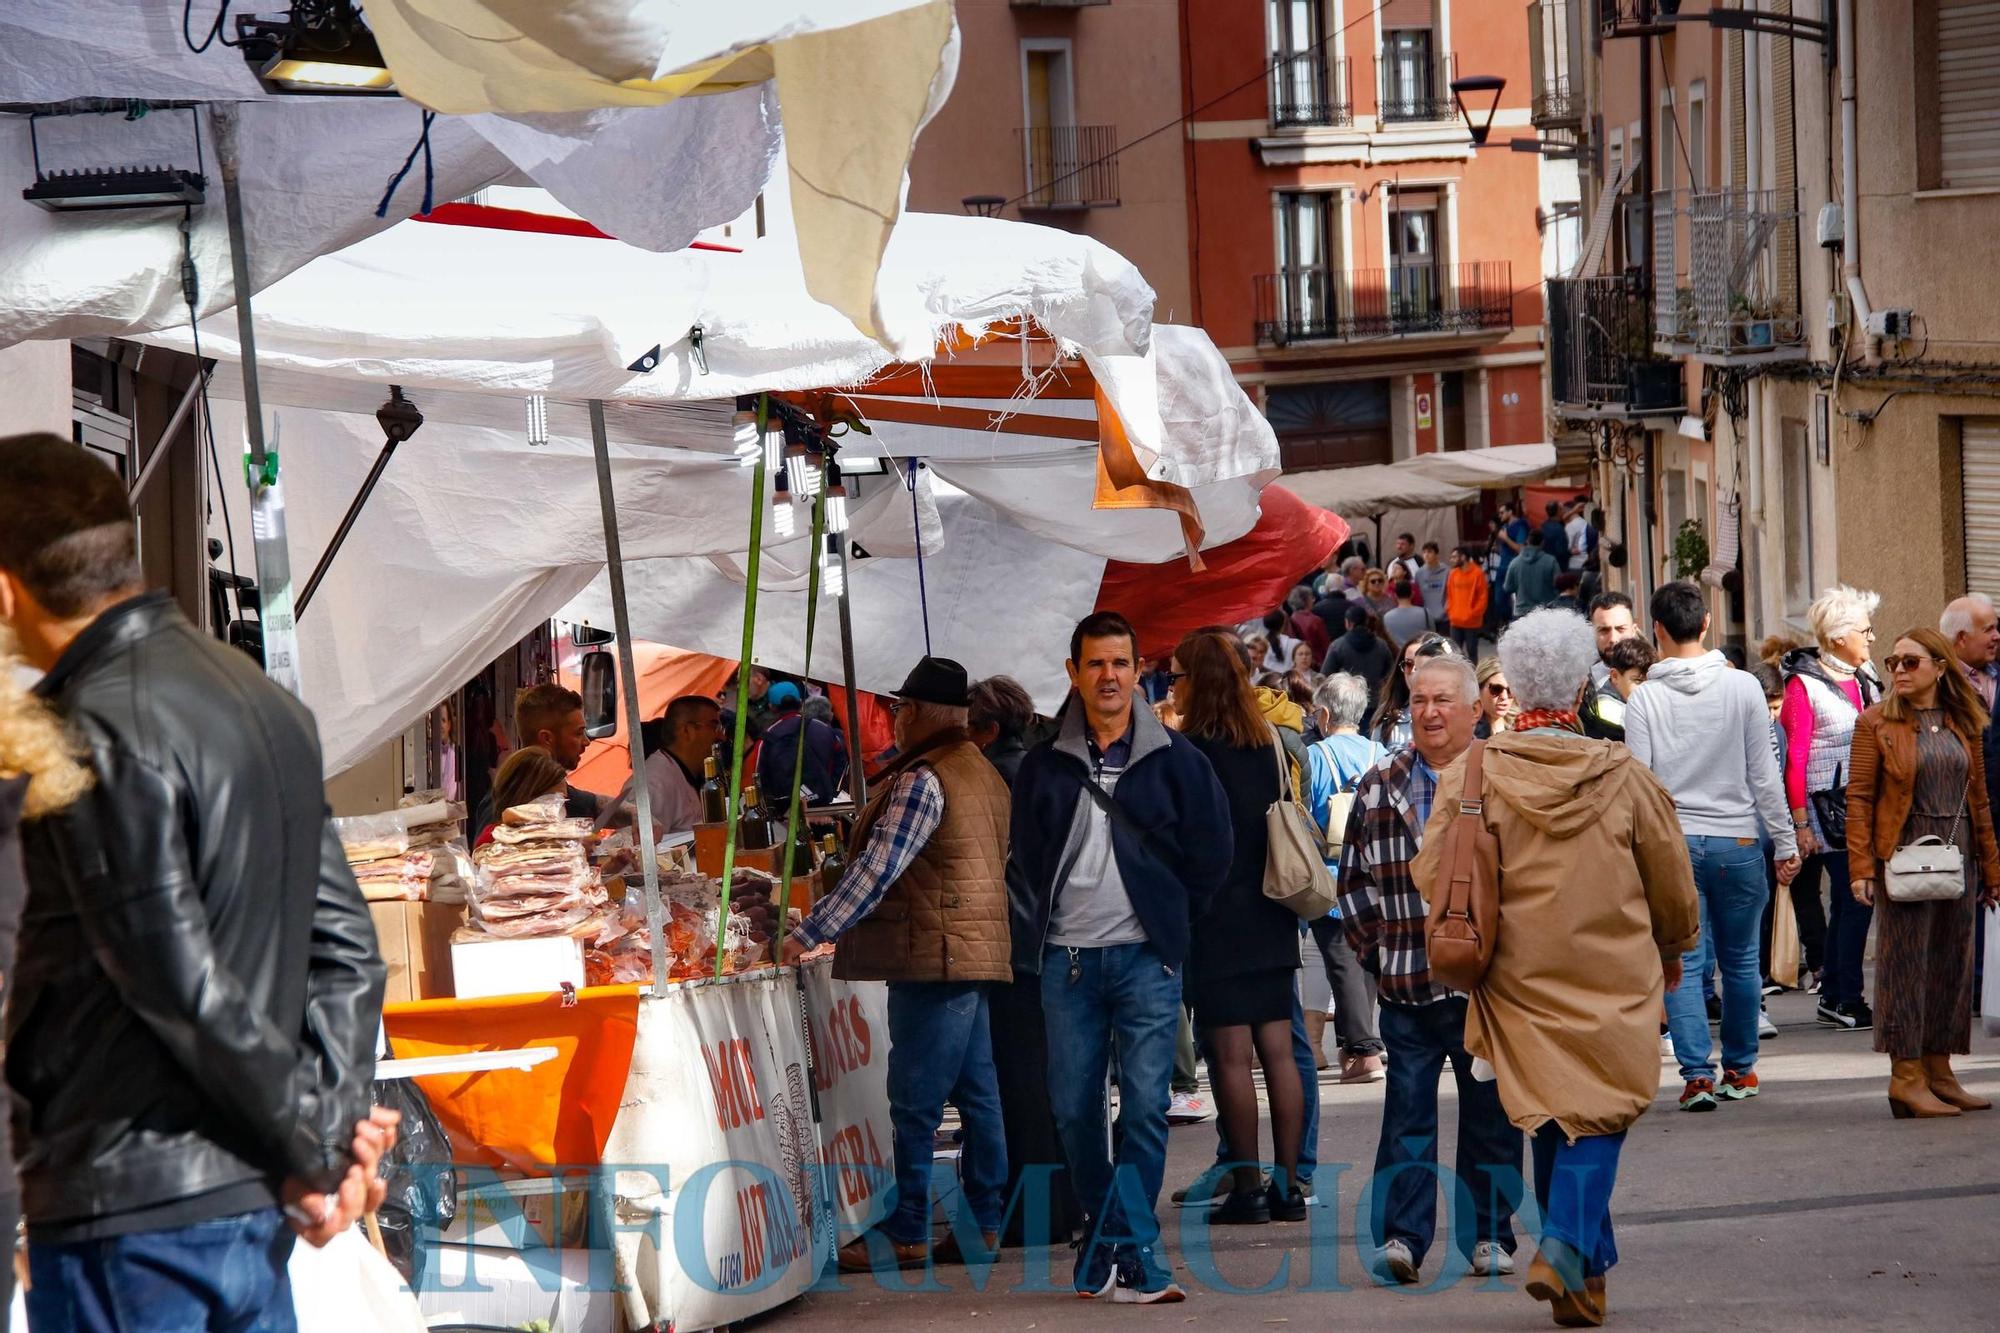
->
xmin=1007 ymin=611 xmax=1232 ymax=1304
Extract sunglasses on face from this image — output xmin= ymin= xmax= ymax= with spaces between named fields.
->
xmin=1162 ymin=670 xmax=1187 ymax=685
xmin=1885 ymin=654 xmax=1939 ymax=674
xmin=1486 ymin=683 xmax=1512 ymax=698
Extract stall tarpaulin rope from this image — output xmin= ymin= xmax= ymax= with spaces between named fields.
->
xmin=718 ymin=395 xmax=771 ymax=977
xmin=907 ymin=456 xmax=932 ymax=655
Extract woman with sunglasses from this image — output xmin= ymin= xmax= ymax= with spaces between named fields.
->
xmin=1846 ymin=629 xmax=2000 ymax=1118
xmin=1370 ymin=633 xmax=1461 ymax=751
xmin=1360 ymin=568 xmax=1397 ymax=617
xmin=1475 ymin=657 xmax=1517 ymax=739
xmin=1779 ymin=585 xmax=1884 ymax=1029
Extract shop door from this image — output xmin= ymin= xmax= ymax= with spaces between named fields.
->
xmin=1266 ymin=380 xmax=1392 ymax=472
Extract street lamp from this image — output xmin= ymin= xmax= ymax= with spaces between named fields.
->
xmin=961 ymin=195 xmax=1005 ymax=218
xmin=1449 ymin=75 xmax=1507 ymax=147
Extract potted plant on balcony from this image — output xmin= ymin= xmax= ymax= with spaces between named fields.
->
xmin=1672 ymin=517 xmax=1709 ymax=582
xmin=1731 ymin=293 xmax=1777 ymax=349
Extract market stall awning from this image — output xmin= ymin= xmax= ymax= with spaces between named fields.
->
xmin=0 ymin=1 xmax=958 ymax=353
xmin=1282 ymin=463 xmax=1477 ymax=518
xmin=1400 ymin=442 xmax=1559 ymax=490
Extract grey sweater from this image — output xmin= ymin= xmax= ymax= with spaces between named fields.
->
xmin=1624 ymin=650 xmax=1798 ymax=860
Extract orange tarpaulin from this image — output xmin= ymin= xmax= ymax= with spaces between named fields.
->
xmin=566 ymin=644 xmax=736 ymax=797
xmin=382 ymin=984 xmax=644 ymax=1172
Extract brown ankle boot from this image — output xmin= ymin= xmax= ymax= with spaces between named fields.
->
xmin=1889 ymin=1058 xmax=1962 ymax=1118
xmin=1922 ymin=1053 xmax=1993 ymax=1110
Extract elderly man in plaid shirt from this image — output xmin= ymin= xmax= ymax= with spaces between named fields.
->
xmin=782 ymin=656 xmax=1014 ymax=1273
xmin=1338 ymin=653 xmax=1523 ymax=1288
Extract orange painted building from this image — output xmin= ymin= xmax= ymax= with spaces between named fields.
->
xmin=1183 ymin=0 xmax=1554 ymax=481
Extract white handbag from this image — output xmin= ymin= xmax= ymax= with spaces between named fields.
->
xmin=1883 ymin=786 xmax=1969 ymax=903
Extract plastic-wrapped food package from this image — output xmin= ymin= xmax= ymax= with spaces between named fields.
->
xmin=466 ymin=796 xmax=606 ymax=940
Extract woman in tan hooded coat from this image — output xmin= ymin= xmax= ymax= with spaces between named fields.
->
xmin=1416 ymin=609 xmax=1697 ymax=1329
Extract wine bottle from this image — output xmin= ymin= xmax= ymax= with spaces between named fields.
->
xmin=738 ymin=783 xmax=772 ymax=849
xmin=700 ymin=756 xmax=729 ymax=825
xmin=819 ymin=834 xmax=846 ymax=897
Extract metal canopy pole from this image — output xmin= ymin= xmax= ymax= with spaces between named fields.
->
xmin=129 ymin=370 xmax=205 ymax=503
xmin=589 ymin=400 xmax=666 ymax=995
xmin=834 ymin=537 xmax=866 ymax=806
xmin=213 ymin=106 xmax=301 ymax=697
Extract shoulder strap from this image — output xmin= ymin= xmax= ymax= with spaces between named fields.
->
xmin=1270 ymin=732 xmax=1292 ymax=800
xmin=1066 ymin=761 xmax=1174 ymax=863
xmin=1462 ymin=739 xmax=1487 ymax=810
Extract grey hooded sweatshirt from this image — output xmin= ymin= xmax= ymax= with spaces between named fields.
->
xmin=1623 ymin=650 xmax=1798 ymax=860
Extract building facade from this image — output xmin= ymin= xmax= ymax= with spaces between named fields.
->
xmin=1545 ymin=0 xmax=2000 ymax=648
xmin=904 ymin=0 xmax=1195 ymax=321
xmin=1184 ymin=0 xmax=1557 ymax=496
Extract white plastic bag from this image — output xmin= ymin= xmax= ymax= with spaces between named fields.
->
xmin=1981 ymin=904 xmax=2000 ymax=1038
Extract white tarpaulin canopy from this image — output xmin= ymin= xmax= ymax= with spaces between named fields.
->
xmin=179 ymin=213 xmax=1278 ymax=772
xmin=1400 ymin=442 xmax=1558 ymax=490
xmin=1282 ymin=464 xmax=1476 ymax=518
xmin=0 ymin=0 xmax=958 ymax=353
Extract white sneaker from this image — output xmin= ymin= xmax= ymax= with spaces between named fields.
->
xmin=1375 ymin=1238 xmax=1420 ymax=1285
xmin=1471 ymin=1241 xmax=1516 ymax=1277
xmin=1758 ymin=1007 xmax=1778 ymax=1039
xmin=1166 ymin=1090 xmax=1213 ymax=1124
xmin=1659 ymin=1032 xmax=1674 ymax=1060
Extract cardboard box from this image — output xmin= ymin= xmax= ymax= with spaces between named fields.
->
xmin=450 ymin=933 xmax=585 ymax=1000
xmin=437 ymin=1175 xmax=594 ymax=1252
xmin=414 ymin=1243 xmax=618 ymax=1330
xmin=692 ymin=821 xmax=784 ymax=877
xmin=369 ymin=900 xmax=461 ymax=1003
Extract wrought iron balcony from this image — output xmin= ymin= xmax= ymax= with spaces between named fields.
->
xmin=1377 ymin=50 xmax=1459 ymax=124
xmin=1270 ymin=53 xmax=1354 ymax=129
xmin=1015 ymin=124 xmax=1120 ymax=209
xmin=1529 ymin=0 xmax=1580 ymax=129
xmin=1254 ymin=262 xmax=1513 ymax=345
xmin=1599 ymin=0 xmax=1684 ymax=40
xmin=1651 ymin=188 xmax=1807 ymax=363
xmin=1548 ymin=275 xmax=1685 ymax=416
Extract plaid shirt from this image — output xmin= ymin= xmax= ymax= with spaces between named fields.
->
xmin=792 ymin=768 xmax=943 ymax=949
xmin=1337 ymin=749 xmax=1456 ymax=1007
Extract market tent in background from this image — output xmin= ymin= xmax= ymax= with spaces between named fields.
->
xmin=0 ymin=0 xmax=956 ymax=350
xmin=1096 ymin=484 xmax=1347 ymax=664
xmin=1400 ymin=441 xmax=1559 ymax=490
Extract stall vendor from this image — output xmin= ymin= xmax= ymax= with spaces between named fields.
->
xmin=608 ymin=694 xmax=725 ymax=839
xmin=781 ymin=656 xmax=1013 ymax=1271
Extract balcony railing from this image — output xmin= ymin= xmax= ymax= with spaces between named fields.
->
xmin=1528 ymin=0 xmax=1579 ymax=129
xmin=1270 ymin=53 xmax=1354 ymax=129
xmin=1548 ymin=275 xmax=1685 ymax=415
xmin=1016 ymin=124 xmax=1120 ymax=209
xmin=1651 ymin=188 xmax=1807 ymax=360
xmin=1599 ymin=0 xmax=1683 ymax=39
xmin=1254 ymin=261 xmax=1513 ymax=345
xmin=1377 ymin=50 xmax=1458 ymax=124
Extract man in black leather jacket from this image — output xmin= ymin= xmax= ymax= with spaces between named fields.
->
xmin=0 ymin=434 xmax=391 ymax=1329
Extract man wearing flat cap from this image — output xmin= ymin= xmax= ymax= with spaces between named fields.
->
xmin=782 ymin=656 xmax=1013 ymax=1271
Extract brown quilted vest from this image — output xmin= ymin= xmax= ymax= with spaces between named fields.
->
xmin=831 ymin=729 xmax=1013 ymax=984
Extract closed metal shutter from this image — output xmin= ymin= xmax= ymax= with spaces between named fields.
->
xmin=1939 ymin=0 xmax=2000 ymax=188
xmin=1962 ymin=419 xmax=2000 ymax=597
xmin=1727 ymin=30 xmax=1745 ymax=191
xmin=1771 ymin=1 xmax=1800 ymax=312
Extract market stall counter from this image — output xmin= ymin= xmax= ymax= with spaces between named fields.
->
xmin=381 ymin=958 xmax=892 ymax=1332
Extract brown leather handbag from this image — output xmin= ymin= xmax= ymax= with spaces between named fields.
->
xmin=1425 ymin=740 xmax=1501 ymax=991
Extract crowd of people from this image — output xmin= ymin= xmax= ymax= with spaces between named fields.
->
xmin=1 ymin=428 xmax=1993 ymax=1330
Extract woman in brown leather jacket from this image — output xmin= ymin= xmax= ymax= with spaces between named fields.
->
xmin=1846 ymin=628 xmax=2000 ymax=1118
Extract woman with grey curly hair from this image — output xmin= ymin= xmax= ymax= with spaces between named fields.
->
xmin=1414 ymin=608 xmax=1697 ymax=1326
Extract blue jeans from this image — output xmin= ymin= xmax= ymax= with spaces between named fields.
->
xmin=1667 ymin=836 xmax=1769 ymax=1081
xmin=1531 ymin=1124 xmax=1624 ymax=1280
xmin=883 ymin=981 xmax=1007 ymax=1243
xmin=1816 ymin=851 xmax=1872 ymax=1005
xmin=1042 ymin=942 xmax=1180 ymax=1250
xmin=1373 ymin=998 xmax=1522 ymax=1265
xmin=27 ymin=1207 xmax=297 ymax=1332
xmin=1209 ymin=986 xmax=1321 ymax=1188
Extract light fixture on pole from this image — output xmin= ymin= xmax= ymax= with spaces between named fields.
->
xmin=785 ymin=443 xmax=823 ymax=499
xmin=22 ymin=107 xmax=207 ymax=212
xmin=961 ymin=195 xmax=1005 ymax=218
xmin=821 ymin=532 xmax=845 ymax=597
xmin=1449 ymin=75 xmax=1507 ymax=147
xmin=824 ymin=470 xmax=850 ymax=536
xmin=771 ymin=466 xmax=796 ymax=538
xmin=525 ymin=393 xmax=548 ymax=447
xmin=235 ymin=1 xmax=397 ymax=94
xmin=731 ymin=408 xmax=759 ymax=466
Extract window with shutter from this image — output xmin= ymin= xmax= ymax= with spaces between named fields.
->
xmin=1937 ymin=0 xmax=2000 ymax=188
xmin=1961 ymin=419 xmax=2000 ymax=598
xmin=1726 ymin=30 xmax=1746 ymax=192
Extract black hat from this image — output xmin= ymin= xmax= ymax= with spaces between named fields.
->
xmin=894 ymin=655 xmax=971 ymax=707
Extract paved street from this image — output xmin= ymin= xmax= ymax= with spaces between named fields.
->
xmin=762 ymin=986 xmax=2000 ymax=1330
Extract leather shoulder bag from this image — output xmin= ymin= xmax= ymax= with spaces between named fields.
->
xmin=1425 ymin=741 xmax=1502 ymax=991
xmin=1883 ymin=770 xmax=1971 ymax=904
xmin=1263 ymin=735 xmax=1341 ymax=919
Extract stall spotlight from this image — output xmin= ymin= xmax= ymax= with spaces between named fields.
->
xmin=763 ymin=424 xmax=785 ymax=474
xmin=22 ymin=108 xmax=207 ymax=213
xmin=821 ymin=534 xmax=846 ymax=597
xmin=525 ymin=393 xmax=549 ymax=447
xmin=785 ymin=444 xmax=823 ymax=500
xmin=235 ymin=1 xmax=397 ymax=95
xmin=771 ymin=468 xmax=796 ymax=538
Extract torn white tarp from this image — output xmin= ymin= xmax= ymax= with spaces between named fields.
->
xmin=0 ymin=0 xmax=958 ymax=353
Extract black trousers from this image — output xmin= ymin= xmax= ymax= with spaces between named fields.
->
xmin=987 ymin=978 xmax=1084 ymax=1245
